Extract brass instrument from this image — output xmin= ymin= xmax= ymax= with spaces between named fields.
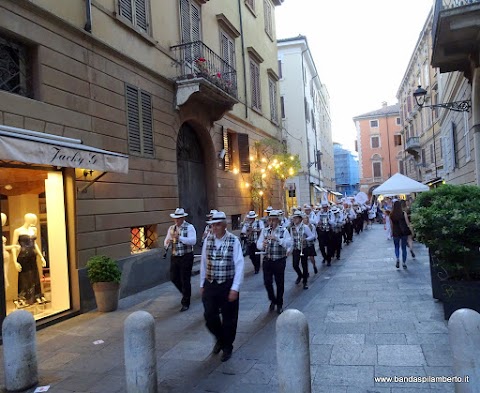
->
xmin=255 ymin=227 xmax=272 ymax=255
xmin=171 ymin=225 xmax=178 ymax=256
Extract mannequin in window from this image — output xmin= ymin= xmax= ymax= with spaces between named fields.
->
xmin=2 ymin=213 xmax=15 ymax=288
xmin=11 ymin=213 xmax=47 ymax=306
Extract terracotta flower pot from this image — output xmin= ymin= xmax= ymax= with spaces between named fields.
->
xmin=92 ymin=282 xmax=120 ymax=312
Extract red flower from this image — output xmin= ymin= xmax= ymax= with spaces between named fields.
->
xmin=196 ymin=57 xmax=206 ymax=62
xmin=216 ymin=72 xmax=222 ymax=78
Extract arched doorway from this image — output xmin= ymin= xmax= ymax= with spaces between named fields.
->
xmin=177 ymin=123 xmax=208 ymax=250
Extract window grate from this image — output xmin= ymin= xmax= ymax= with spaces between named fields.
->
xmin=0 ymin=35 xmax=31 ymax=97
xmin=130 ymin=224 xmax=157 ymax=254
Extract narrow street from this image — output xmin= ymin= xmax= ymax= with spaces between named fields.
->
xmin=1 ymin=224 xmax=454 ymax=393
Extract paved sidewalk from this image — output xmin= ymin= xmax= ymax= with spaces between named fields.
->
xmin=0 ymin=224 xmax=454 ymax=392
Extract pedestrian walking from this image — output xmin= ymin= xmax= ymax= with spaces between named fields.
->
xmin=316 ymin=202 xmax=333 ymax=266
xmin=164 ymin=207 xmax=197 ymax=312
xmin=389 ymin=200 xmax=412 ymax=269
xmin=302 ymin=215 xmax=318 ymax=274
xmin=200 ymin=211 xmax=244 ymax=362
xmin=257 ymin=210 xmax=291 ymax=314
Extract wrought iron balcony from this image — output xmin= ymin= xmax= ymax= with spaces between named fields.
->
xmin=405 ymin=136 xmax=421 ymax=156
xmin=431 ymin=0 xmax=480 ymax=78
xmin=171 ymin=41 xmax=238 ymax=99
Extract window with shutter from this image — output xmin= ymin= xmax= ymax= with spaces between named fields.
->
xmin=250 ymin=60 xmax=261 ymax=111
xmin=118 ymin=0 xmax=150 ymax=34
xmin=373 ymin=162 xmax=382 ymax=178
xmin=268 ymin=78 xmax=278 ymax=123
xmin=181 ymin=0 xmax=201 ymax=43
xmin=238 ymin=133 xmax=250 ymax=173
xmin=223 ymin=127 xmax=230 ymax=171
xmin=263 ymin=0 xmax=273 ymax=39
xmin=126 ymin=84 xmax=154 ymax=157
xmin=464 ymin=111 xmax=471 ymax=162
xmin=280 ymin=96 xmax=285 ymax=119
xmin=371 ymin=136 xmax=380 ymax=148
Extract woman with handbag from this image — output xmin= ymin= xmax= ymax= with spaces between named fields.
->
xmin=389 ymin=200 xmax=412 ymax=269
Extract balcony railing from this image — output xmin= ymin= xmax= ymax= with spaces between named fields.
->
xmin=171 ymin=41 xmax=238 ymax=99
xmin=405 ymin=136 xmax=421 ymax=151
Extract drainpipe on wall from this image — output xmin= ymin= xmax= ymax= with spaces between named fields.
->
xmin=472 ymin=67 xmax=480 ymax=185
xmin=237 ymin=0 xmax=249 ymax=119
xmin=84 ymin=0 xmax=92 ymax=33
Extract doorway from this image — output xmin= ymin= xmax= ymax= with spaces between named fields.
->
xmin=177 ymin=123 xmax=208 ymax=252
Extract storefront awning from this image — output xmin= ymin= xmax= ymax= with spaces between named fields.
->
xmin=313 ymin=184 xmax=327 ymax=193
xmin=0 ymin=125 xmax=128 ymax=174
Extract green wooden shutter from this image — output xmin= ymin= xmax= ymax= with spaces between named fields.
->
xmin=140 ymin=91 xmax=154 ymax=156
xmin=126 ymin=85 xmax=141 ymax=154
xmin=238 ymin=133 xmax=250 ymax=173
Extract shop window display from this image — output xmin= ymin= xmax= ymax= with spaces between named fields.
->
xmin=1 ymin=168 xmax=70 ymax=320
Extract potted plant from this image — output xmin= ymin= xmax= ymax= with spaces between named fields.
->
xmin=86 ymin=255 xmax=122 ymax=312
xmin=411 ymin=184 xmax=480 ymax=319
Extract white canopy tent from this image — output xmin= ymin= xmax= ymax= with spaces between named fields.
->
xmin=372 ymin=173 xmax=429 ymax=195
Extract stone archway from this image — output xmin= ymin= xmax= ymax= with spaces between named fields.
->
xmin=177 ymin=122 xmax=208 ymax=251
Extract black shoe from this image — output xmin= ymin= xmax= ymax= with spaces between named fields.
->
xmin=336 ymin=256 xmax=340 ymax=260
xmin=221 ymin=349 xmax=232 ymax=362
xmin=277 ymin=306 xmax=283 ymax=314
xmin=180 ymin=305 xmax=189 ymax=312
xmin=314 ymin=266 xmax=318 ymax=274
xmin=327 ymin=262 xmax=331 ymax=266
xmin=295 ymin=277 xmax=301 ymax=285
xmin=269 ymin=301 xmax=275 ymax=311
xmin=411 ymin=251 xmax=416 ymax=258
xmin=254 ymin=270 xmax=259 ymax=274
xmin=403 ymin=263 xmax=407 ymax=269
xmin=303 ymin=284 xmax=308 ymax=290
xmin=396 ymin=260 xmax=400 ymax=269
xmin=322 ymin=259 xmax=326 ymax=264
xmin=212 ymin=341 xmax=222 ymax=354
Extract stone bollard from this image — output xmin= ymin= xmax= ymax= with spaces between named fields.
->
xmin=124 ymin=310 xmax=157 ymax=393
xmin=2 ymin=310 xmax=38 ymax=391
xmin=276 ymin=309 xmax=311 ymax=393
xmin=448 ymin=308 xmax=480 ymax=393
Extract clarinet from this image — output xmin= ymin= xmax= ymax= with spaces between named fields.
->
xmin=162 ymin=243 xmax=170 ymax=259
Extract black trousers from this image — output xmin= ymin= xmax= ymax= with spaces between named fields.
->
xmin=248 ymin=242 xmax=261 ymax=273
xmin=170 ymin=252 xmax=194 ymax=306
xmin=344 ymin=221 xmax=354 ymax=242
xmin=292 ymin=249 xmax=308 ymax=284
xmin=263 ymin=257 xmax=286 ymax=306
xmin=317 ymin=229 xmax=332 ymax=263
xmin=202 ymin=279 xmax=239 ymax=352
xmin=331 ymin=231 xmax=343 ymax=259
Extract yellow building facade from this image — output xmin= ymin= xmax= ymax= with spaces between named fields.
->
xmin=0 ymin=0 xmax=283 ymax=321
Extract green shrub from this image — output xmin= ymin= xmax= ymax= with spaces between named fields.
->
xmin=411 ymin=184 xmax=480 ymax=276
xmin=86 ymin=255 xmax=121 ymax=284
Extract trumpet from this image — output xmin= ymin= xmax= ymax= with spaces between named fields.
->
xmin=171 ymin=225 xmax=178 ymax=256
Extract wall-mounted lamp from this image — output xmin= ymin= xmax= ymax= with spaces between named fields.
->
xmin=4 ymin=184 xmax=12 ymax=191
xmin=218 ymin=149 xmax=226 ymax=159
xmin=413 ymin=85 xmax=471 ymax=112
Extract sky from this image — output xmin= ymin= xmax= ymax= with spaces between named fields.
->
xmin=275 ymin=0 xmax=433 ymax=152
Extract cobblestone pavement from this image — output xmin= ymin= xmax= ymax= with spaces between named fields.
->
xmin=0 ymin=224 xmax=455 ymax=392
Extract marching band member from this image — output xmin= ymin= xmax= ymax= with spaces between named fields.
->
xmin=303 ymin=214 xmax=318 ymax=274
xmin=240 ymin=211 xmax=264 ymax=274
xmin=329 ymin=205 xmax=344 ymax=261
xmin=202 ymin=209 xmax=218 ymax=241
xmin=303 ymin=205 xmax=318 ymax=226
xmin=256 ymin=210 xmax=292 ymax=314
xmin=164 ymin=207 xmax=197 ymax=312
xmin=316 ymin=202 xmax=333 ymax=266
xmin=289 ymin=210 xmax=315 ymax=289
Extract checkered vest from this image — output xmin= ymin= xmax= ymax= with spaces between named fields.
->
xmin=205 ymin=232 xmax=237 ymax=283
xmin=264 ymin=226 xmax=287 ymax=261
xmin=317 ymin=212 xmax=330 ymax=231
xmin=247 ymin=220 xmax=262 ymax=243
xmin=291 ymin=223 xmax=306 ymax=250
xmin=173 ymin=222 xmax=194 ymax=256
